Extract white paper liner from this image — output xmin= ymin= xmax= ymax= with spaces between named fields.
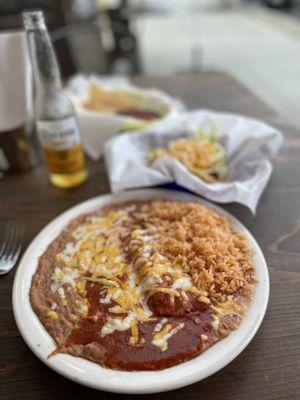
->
xmin=66 ymin=74 xmax=184 ymax=160
xmin=104 ymin=110 xmax=283 ymax=213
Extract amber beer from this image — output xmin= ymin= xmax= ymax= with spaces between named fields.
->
xmin=37 ymin=117 xmax=86 ymax=179
xmin=23 ymin=11 xmax=88 ymax=188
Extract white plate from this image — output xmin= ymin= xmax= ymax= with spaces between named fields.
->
xmin=13 ymin=189 xmax=269 ymax=394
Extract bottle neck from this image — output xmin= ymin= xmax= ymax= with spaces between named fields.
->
xmin=26 ymin=24 xmax=62 ymax=93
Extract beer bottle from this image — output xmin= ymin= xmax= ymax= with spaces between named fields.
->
xmin=23 ymin=11 xmax=88 ymax=188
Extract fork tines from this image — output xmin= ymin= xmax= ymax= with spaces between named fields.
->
xmin=0 ymin=224 xmax=25 ymax=274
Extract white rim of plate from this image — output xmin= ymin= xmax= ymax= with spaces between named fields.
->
xmin=13 ymin=189 xmax=269 ymax=394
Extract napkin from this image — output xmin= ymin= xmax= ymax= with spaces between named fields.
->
xmin=104 ymin=110 xmax=283 ymax=214
xmin=66 ymin=74 xmax=184 ymax=160
xmin=0 ymin=31 xmax=32 ymax=131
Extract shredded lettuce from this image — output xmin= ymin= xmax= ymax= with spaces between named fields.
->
xmin=195 ymin=127 xmax=227 ymax=180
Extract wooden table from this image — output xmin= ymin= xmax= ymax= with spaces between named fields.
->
xmin=0 ymin=73 xmax=299 ymax=400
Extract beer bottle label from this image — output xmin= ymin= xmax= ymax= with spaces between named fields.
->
xmin=36 ymin=116 xmax=81 ymax=150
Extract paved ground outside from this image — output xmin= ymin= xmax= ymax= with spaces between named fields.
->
xmin=134 ymin=2 xmax=300 ymax=128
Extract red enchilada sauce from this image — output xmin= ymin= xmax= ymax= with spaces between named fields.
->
xmin=117 ymin=109 xmax=161 ymax=120
xmin=65 ymin=280 xmax=216 ymax=371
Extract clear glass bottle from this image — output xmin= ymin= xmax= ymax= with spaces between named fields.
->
xmin=23 ymin=11 xmax=88 ymax=188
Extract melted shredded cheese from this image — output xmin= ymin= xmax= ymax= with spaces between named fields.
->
xmin=153 ymin=318 xmax=168 ymax=333
xmin=152 ymin=323 xmax=185 ymax=351
xmin=47 ymin=310 xmax=58 ymax=320
xmin=101 ymin=312 xmax=137 ymax=336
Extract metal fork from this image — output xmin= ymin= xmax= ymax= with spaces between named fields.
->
xmin=0 ymin=224 xmax=25 ymax=275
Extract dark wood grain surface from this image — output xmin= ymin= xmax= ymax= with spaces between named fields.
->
xmin=0 ymin=72 xmax=299 ymax=400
